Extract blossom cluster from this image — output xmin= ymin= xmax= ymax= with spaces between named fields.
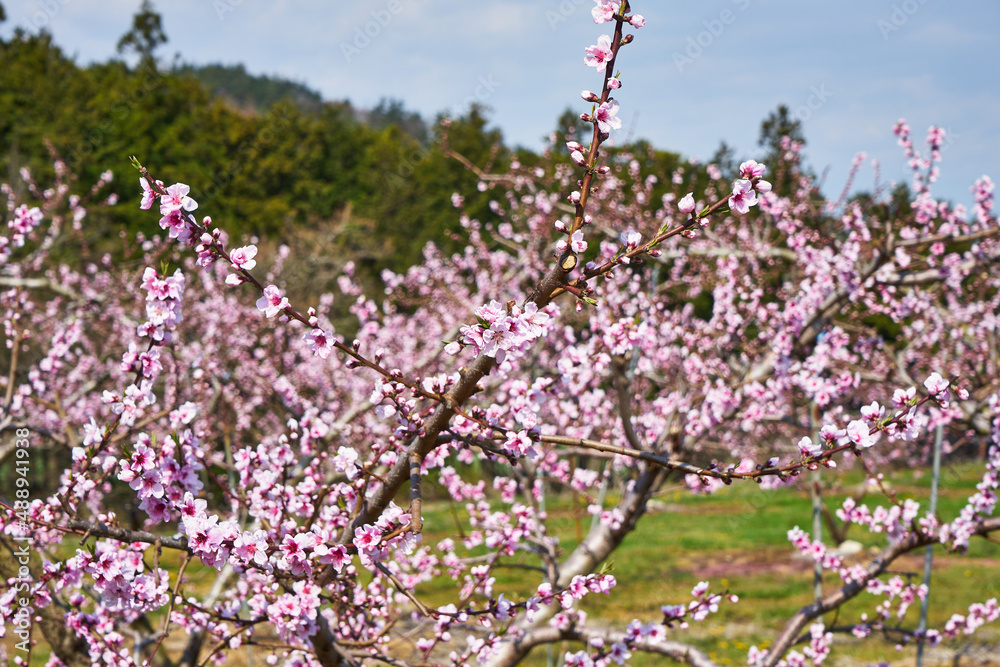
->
xmin=459 ymin=299 xmax=553 ymax=363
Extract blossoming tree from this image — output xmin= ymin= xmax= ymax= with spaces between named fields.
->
xmin=2 ymin=2 xmax=999 ymax=667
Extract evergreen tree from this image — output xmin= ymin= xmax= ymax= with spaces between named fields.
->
xmin=554 ymin=107 xmax=592 ymax=144
xmin=758 ymin=103 xmax=805 ymax=159
xmin=116 ymin=0 xmax=167 ymax=70
xmin=758 ymin=104 xmax=807 ymax=195
xmin=368 ymin=98 xmax=428 ymax=144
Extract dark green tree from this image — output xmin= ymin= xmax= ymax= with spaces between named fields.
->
xmin=758 ymin=104 xmax=808 ymax=196
xmin=553 ymin=107 xmax=592 ymax=144
xmin=116 ymin=0 xmax=167 ymax=70
xmin=758 ymin=104 xmax=805 ymax=159
xmin=710 ymin=140 xmax=738 ymax=181
xmin=368 ymin=98 xmax=428 ymax=144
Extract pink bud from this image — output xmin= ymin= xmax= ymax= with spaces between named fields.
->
xmin=678 ymin=193 xmax=696 ymax=213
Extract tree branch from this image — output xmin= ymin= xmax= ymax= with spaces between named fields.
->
xmin=508 ymin=625 xmax=719 ymax=667
xmin=764 ymin=516 xmax=1000 ymax=666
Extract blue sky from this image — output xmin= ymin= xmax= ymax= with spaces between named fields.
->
xmin=4 ymin=0 xmax=999 ymax=209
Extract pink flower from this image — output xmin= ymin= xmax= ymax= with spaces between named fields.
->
xmin=139 ymin=177 xmax=162 ymax=210
xmin=739 ymin=160 xmax=766 ymax=180
xmin=846 ymin=420 xmax=877 ymax=449
xmin=678 ymin=193 xmax=696 ymax=213
xmin=923 ymin=372 xmax=950 ymax=396
xmin=860 ymin=401 xmax=884 ymax=423
xmin=610 ymin=642 xmax=632 ymax=665
xmin=130 ymin=470 xmax=164 ymax=499
xmin=819 ymin=424 xmax=846 ymax=443
xmin=139 ymin=496 xmax=170 ymax=523
xmin=354 ymin=524 xmax=382 ymax=551
xmin=475 ymin=300 xmax=506 ymax=325
xmin=256 ymin=285 xmax=289 ymax=318
xmin=504 ymin=431 xmax=536 ymax=458
xmin=592 ymin=0 xmax=620 ymax=24
xmin=621 ymin=230 xmax=642 ymax=248
xmin=728 ymin=179 xmax=758 ymax=215
xmin=494 ymin=593 xmax=513 ymax=621
xmin=798 ymin=436 xmax=822 ymax=458
xmin=570 ymin=230 xmax=588 ymax=253
xmin=333 ymin=446 xmax=360 ymax=480
xmin=519 ymin=302 xmax=550 ymax=337
xmin=304 ymin=328 xmax=336 ymax=359
xmin=593 ymin=99 xmax=622 ymax=134
xmin=159 ymin=183 xmax=198 ymax=215
xmin=233 ymin=530 xmax=270 ymax=567
xmin=584 ymin=34 xmax=613 ymax=71
xmin=892 ymin=387 xmax=916 ymax=407
xmin=132 ymin=442 xmax=156 ymax=470
xmin=229 ymin=245 xmax=257 ymax=271
xmin=314 ymin=543 xmax=349 ymax=572
xmin=628 ymin=14 xmax=645 ymax=28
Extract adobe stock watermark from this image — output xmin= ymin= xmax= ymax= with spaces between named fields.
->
xmin=9 ymin=427 xmax=36 ymax=656
xmin=341 ymin=0 xmax=410 ymax=64
xmin=21 ymin=0 xmax=71 ymax=32
xmin=877 ymin=0 xmax=931 ymax=40
xmin=384 ymin=74 xmax=501 ymax=192
xmin=214 ymin=0 xmax=244 ymax=20
xmin=673 ymin=0 xmax=752 ymax=73
xmin=545 ymin=0 xmax=590 ymax=31
xmin=444 ymin=75 xmax=502 ymax=122
xmin=792 ymin=84 xmax=834 ymax=123
xmin=937 ymin=126 xmax=959 ymax=155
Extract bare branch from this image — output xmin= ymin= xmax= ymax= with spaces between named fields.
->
xmin=66 ymin=519 xmax=191 ymax=552
xmin=508 ymin=625 xmax=719 ymax=667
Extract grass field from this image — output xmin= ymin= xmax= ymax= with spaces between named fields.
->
xmin=6 ymin=461 xmax=998 ymax=666
xmin=411 ymin=460 xmax=999 ymax=667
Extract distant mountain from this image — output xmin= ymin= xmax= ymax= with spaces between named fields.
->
xmin=175 ymin=62 xmax=323 ymax=113
xmin=175 ymin=64 xmax=430 ymax=144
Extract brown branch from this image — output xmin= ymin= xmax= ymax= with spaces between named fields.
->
xmin=65 ymin=519 xmax=191 ymax=552
xmin=613 ymin=359 xmax=643 ymax=452
xmin=763 ymin=516 xmax=1000 ymax=666
xmin=409 ymin=451 xmax=424 ymax=535
xmin=508 ymin=625 xmax=719 ymax=667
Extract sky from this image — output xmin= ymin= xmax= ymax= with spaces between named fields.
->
xmin=3 ymin=0 xmax=999 ymax=208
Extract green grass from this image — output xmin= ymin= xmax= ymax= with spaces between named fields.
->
xmin=413 ymin=461 xmax=999 ymax=666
